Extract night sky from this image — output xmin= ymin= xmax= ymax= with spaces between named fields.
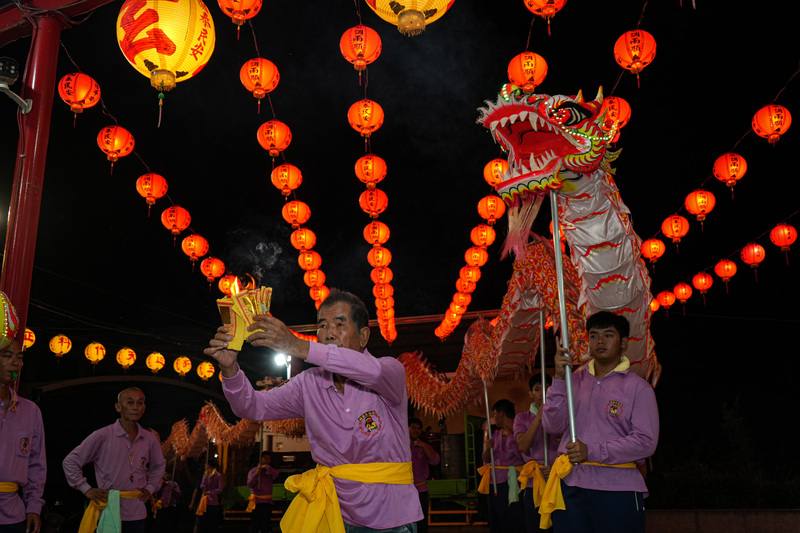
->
xmin=1 ymin=0 xmax=800 ymax=508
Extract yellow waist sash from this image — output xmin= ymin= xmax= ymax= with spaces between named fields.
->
xmin=78 ymin=490 xmax=142 ymax=533
xmin=518 ymin=460 xmax=547 ymax=507
xmin=477 ymin=465 xmax=526 ymax=495
xmin=246 ymin=493 xmax=273 ymax=512
xmin=538 ymin=455 xmax=637 ymax=529
xmin=280 ymin=461 xmax=413 ymax=533
xmin=195 ymin=494 xmax=208 ymax=516
xmin=0 ymin=482 xmax=19 ymax=493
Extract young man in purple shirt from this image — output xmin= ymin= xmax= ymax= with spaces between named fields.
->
xmin=514 ymin=374 xmax=560 ymax=533
xmin=153 ymin=473 xmax=180 ymax=532
xmin=63 ymin=387 xmax=166 ymax=533
xmin=196 ymin=458 xmax=223 ymax=532
xmin=246 ymin=451 xmax=279 ymax=532
xmin=0 ymin=338 xmax=46 ymax=533
xmin=204 ymin=288 xmax=421 ymax=532
xmin=409 ymin=417 xmax=440 ymax=533
xmin=542 ymin=311 xmax=659 ymax=532
xmin=480 ymin=399 xmax=524 ymax=533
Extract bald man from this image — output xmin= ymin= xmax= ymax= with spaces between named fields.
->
xmin=63 ymin=387 xmax=166 ymax=533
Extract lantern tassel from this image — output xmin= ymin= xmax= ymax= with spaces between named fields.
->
xmin=257 ymin=99 xmax=261 ymax=114
xmin=724 ymin=280 xmax=730 ymax=295
xmin=784 ymin=251 xmax=791 ymax=266
xmin=73 ymin=113 xmax=77 ymax=129
xmin=237 ymin=24 xmax=241 ymax=41
xmin=547 ymin=18 xmax=552 ymax=37
xmin=753 ymin=267 xmax=759 ymax=283
xmin=636 ymin=73 xmax=641 ymax=89
xmin=157 ymin=92 xmax=165 ymax=128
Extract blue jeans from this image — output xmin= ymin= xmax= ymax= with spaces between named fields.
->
xmin=344 ymin=523 xmax=417 ymax=533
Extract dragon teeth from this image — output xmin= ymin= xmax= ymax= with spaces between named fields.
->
xmin=500 ymin=117 xmax=509 ymax=127
xmin=509 ymin=114 xmax=518 ymax=125
xmin=519 ymin=111 xmax=528 ymax=121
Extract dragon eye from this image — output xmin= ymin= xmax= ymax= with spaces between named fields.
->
xmin=551 ymin=102 xmax=591 ymax=126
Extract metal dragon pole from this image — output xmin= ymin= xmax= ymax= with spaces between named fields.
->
xmin=538 ymin=309 xmax=549 ymax=467
xmin=549 ymin=189 xmax=578 ymax=444
xmin=482 ymin=379 xmax=498 ymax=494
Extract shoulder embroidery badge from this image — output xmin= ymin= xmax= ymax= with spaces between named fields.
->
xmin=607 ymin=400 xmax=623 ymax=417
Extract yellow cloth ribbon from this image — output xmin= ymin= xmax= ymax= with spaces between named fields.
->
xmin=246 ymin=493 xmax=273 ymax=512
xmin=538 ymin=455 xmax=637 ymax=529
xmin=518 ymin=461 xmax=546 ymax=507
xmin=195 ymin=494 xmax=208 ymax=516
xmin=477 ymin=465 xmax=521 ymax=495
xmin=280 ymin=461 xmax=412 ymax=533
xmin=77 ymin=490 xmax=141 ymax=533
xmin=0 ymin=482 xmax=19 ymax=493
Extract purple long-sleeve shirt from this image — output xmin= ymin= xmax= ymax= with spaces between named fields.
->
xmin=411 ymin=442 xmax=440 ymax=492
xmin=484 ymin=429 xmax=524 ymax=485
xmin=62 ymin=420 xmax=166 ymax=521
xmin=0 ymin=396 xmax=46 ymax=525
xmin=542 ymin=362 xmax=659 ymax=493
xmin=200 ymin=470 xmax=223 ymax=505
xmin=513 ymin=408 xmax=561 ymax=487
xmin=157 ymin=480 xmax=180 ymax=507
xmin=222 ymin=342 xmax=423 ymax=529
xmin=247 ymin=465 xmax=279 ymax=497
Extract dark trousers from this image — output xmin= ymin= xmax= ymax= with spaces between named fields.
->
xmin=487 ymin=481 xmax=524 ymax=533
xmin=343 ymin=524 xmax=417 ymax=533
xmin=416 ymin=491 xmax=429 ymax=533
xmin=551 ymin=481 xmax=646 ymax=533
xmin=250 ymin=502 xmax=273 ymax=533
xmin=156 ymin=506 xmax=179 ymax=532
xmin=0 ymin=522 xmax=25 ymax=533
xmin=122 ymin=519 xmax=147 ymax=533
xmin=521 ymin=487 xmax=548 ymax=533
xmin=196 ymin=505 xmax=222 ymax=533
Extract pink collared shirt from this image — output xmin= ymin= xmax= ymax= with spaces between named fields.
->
xmin=63 ymin=420 xmax=166 ymax=521
xmin=222 ymin=342 xmax=422 ymax=529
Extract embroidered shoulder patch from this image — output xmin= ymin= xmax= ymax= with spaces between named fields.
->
xmin=607 ymin=400 xmax=623 ymax=417
xmin=18 ymin=436 xmax=30 ymax=455
xmin=357 ymin=410 xmax=382 ymax=436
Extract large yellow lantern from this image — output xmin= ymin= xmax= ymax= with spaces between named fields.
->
xmin=116 ymin=0 xmax=216 ymax=97
xmin=174 ymin=355 xmax=192 ymax=376
xmin=146 ymin=352 xmax=166 ymax=373
xmin=116 ymin=347 xmax=137 ymax=369
xmin=84 ymin=342 xmax=107 ymax=364
xmin=365 ymin=0 xmax=455 ymax=36
xmin=49 ymin=334 xmax=72 ymax=358
xmin=197 ymin=361 xmax=215 ymax=380
xmin=22 ymin=328 xmax=36 ymax=350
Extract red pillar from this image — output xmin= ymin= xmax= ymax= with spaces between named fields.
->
xmin=0 ymin=15 xmax=62 ymax=330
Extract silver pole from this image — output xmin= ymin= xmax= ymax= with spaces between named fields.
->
xmin=482 ymin=380 xmax=498 ymax=494
xmin=549 ymin=189 xmax=578 ymax=444
xmin=538 ymin=310 xmax=549 ymax=467
xmin=286 ymin=356 xmax=292 ymax=380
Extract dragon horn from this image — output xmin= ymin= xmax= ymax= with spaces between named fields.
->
xmin=594 ymin=86 xmax=604 ymax=104
xmin=575 ymin=90 xmax=584 ymax=103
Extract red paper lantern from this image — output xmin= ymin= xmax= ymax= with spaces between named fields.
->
xmin=58 ymin=72 xmax=101 ymax=119
xmin=217 ymin=0 xmax=262 ymax=30
xmin=363 ymin=221 xmax=390 ymax=245
xmin=640 ymin=238 xmax=666 ymax=264
xmin=599 ymin=96 xmax=632 ymax=139
xmin=218 ymin=274 xmax=237 ymax=296
xmin=477 ymin=195 xmax=506 ymax=224
xmin=348 ymin=99 xmax=384 ymax=137
xmin=281 ymin=200 xmax=311 ymax=228
xmin=367 ymin=246 xmax=392 ymax=267
xmin=712 ymin=152 xmax=747 ymax=190
xmin=661 ymin=215 xmax=689 ymax=244
xmin=373 ymin=283 xmax=394 ymax=299
xmin=453 ymin=292 xmax=472 ymax=308
xmin=614 ymin=29 xmax=657 ymax=85
xmin=507 ymin=51 xmax=548 ymax=93
xmin=714 ymin=259 xmax=737 ymax=283
xmin=483 ymin=159 xmax=509 ymax=188
xmin=200 ymin=257 xmax=225 ymax=283
xmin=309 ymin=285 xmax=330 ymax=302
xmin=673 ymin=282 xmax=693 ymax=304
xmin=648 ymin=298 xmax=660 ymax=313
xmin=456 ymin=278 xmax=476 ymax=294
xmin=359 ymin=189 xmax=389 ymax=218
xmin=523 ymin=0 xmax=566 ymax=30
xmin=303 ymin=269 xmax=326 ymax=287
xmin=656 ymin=290 xmax=676 ymax=309
xmin=465 ymin=247 xmax=489 ymax=267
xmin=770 ymin=223 xmax=797 ymax=252
xmin=298 ymin=251 xmax=322 ymax=271
xmin=161 ymin=206 xmax=191 ymax=236
xmin=371 ymin=267 xmax=393 ymax=285
xmin=355 ymin=154 xmax=388 ymax=188
xmin=740 ymin=243 xmax=766 ymax=268
xmin=752 ymin=104 xmax=792 ymax=144
xmin=684 ymin=189 xmax=716 ymax=223
xmin=135 ymin=173 xmax=168 ymax=211
xmin=271 ymin=163 xmax=303 ymax=196
xmin=692 ymin=272 xmax=714 ymax=294
xmin=340 ymin=25 xmax=382 ymax=71
xmin=181 ymin=234 xmax=209 ymax=263
xmin=470 ymin=224 xmax=496 ymax=247
xmin=257 ymin=120 xmax=292 ymax=158
xmin=375 ymin=297 xmax=394 ymax=312
xmin=459 ymin=266 xmax=481 ymax=283
xmin=239 ymin=58 xmax=279 ymax=111
xmin=97 ymin=125 xmax=135 ymax=170
xmin=290 ymin=228 xmax=317 ymax=251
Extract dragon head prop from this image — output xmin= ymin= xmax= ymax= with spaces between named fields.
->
xmin=477 ymin=85 xmax=620 ymax=255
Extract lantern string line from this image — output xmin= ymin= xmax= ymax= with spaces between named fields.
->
xmin=247 ymin=20 xmax=261 ymax=59
xmin=654 ymin=207 xmax=800 ymax=293
xmin=524 ymin=16 xmax=535 ymax=51
xmin=641 ymin=64 xmax=800 ymax=248
xmin=353 ymin=0 xmax=363 ymax=25
xmin=635 ymin=0 xmax=649 ymax=29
